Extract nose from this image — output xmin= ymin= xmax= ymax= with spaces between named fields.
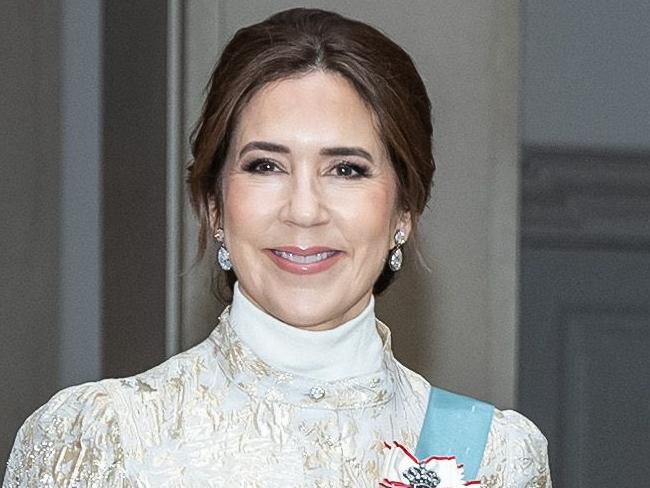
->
xmin=280 ymin=172 xmax=329 ymax=227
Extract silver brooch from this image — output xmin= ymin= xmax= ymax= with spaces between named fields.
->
xmin=402 ymin=462 xmax=441 ymax=488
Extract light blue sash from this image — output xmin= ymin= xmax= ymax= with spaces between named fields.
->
xmin=415 ymin=387 xmax=494 ymax=480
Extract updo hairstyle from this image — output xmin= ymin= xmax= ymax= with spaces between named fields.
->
xmin=187 ymin=8 xmax=435 ymax=295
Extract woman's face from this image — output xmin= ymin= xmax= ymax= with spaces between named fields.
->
xmin=218 ymin=71 xmax=410 ymax=330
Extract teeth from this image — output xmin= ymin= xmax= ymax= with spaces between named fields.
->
xmin=273 ymin=250 xmax=337 ymax=264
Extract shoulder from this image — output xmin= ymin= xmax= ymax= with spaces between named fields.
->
xmin=487 ymin=409 xmax=549 ymax=461
xmin=480 ymin=408 xmax=552 ymax=487
xmin=4 ymin=381 xmax=128 ymax=487
xmin=392 ymin=359 xmax=432 ymax=409
xmin=97 ymin=334 xmax=225 ymax=447
xmin=4 ymin=336 xmax=219 ymax=486
xmin=109 ymin=333 xmax=220 ymax=406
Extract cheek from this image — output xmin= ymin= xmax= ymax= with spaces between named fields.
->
xmin=335 ymin=185 xmax=397 ymax=253
xmin=221 ymin=177 xmax=276 ymax=244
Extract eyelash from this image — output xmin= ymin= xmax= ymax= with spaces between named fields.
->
xmin=333 ymin=161 xmax=370 ymax=178
xmin=241 ymin=158 xmax=371 ymax=179
xmin=242 ymin=158 xmax=278 ymax=173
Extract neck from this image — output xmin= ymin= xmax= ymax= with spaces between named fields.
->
xmin=228 ymin=282 xmax=384 ymax=381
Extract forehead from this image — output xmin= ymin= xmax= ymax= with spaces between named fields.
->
xmin=232 ymin=71 xmax=383 ymax=151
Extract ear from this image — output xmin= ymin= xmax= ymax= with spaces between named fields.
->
xmin=208 ymin=196 xmax=220 ymax=234
xmin=396 ymin=210 xmax=412 ymax=241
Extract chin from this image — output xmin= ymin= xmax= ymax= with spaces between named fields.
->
xmin=281 ymin=300 xmax=332 ymax=324
xmin=271 ymin=294 xmax=343 ymax=330
xmin=249 ymin=269 xmax=367 ymax=329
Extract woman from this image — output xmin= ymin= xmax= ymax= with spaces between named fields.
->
xmin=4 ymin=8 xmax=551 ymax=487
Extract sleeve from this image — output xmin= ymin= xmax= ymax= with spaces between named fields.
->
xmin=3 ymin=382 xmax=131 ymax=488
xmin=478 ymin=409 xmax=552 ymax=488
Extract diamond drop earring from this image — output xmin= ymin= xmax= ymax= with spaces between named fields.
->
xmin=213 ymin=227 xmax=232 ymax=271
xmin=389 ymin=228 xmax=407 ymax=272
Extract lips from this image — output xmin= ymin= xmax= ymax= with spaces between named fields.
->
xmin=265 ymin=246 xmax=343 ymax=275
xmin=272 ymin=249 xmax=338 ymax=264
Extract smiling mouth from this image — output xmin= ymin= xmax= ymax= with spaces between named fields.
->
xmin=266 ymin=247 xmax=343 ymax=275
xmin=271 ymin=250 xmax=339 ymax=264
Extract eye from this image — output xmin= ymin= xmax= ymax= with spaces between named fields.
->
xmin=332 ymin=161 xmax=370 ymax=179
xmin=242 ymin=158 xmax=282 ymax=174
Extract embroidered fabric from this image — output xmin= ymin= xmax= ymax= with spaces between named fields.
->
xmin=4 ymin=308 xmax=551 ymax=487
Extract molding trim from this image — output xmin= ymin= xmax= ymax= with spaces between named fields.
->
xmin=521 ymin=147 xmax=650 ymax=249
xmin=166 ymin=0 xmax=183 ymax=358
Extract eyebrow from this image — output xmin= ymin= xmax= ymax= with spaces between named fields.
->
xmin=320 ymin=146 xmax=374 ymax=162
xmin=239 ymin=141 xmax=374 ymax=162
xmin=239 ymin=141 xmax=290 ymax=157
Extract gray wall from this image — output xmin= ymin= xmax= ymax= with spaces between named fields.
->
xmin=522 ymin=0 xmax=650 ymax=150
xmin=101 ymin=0 xmax=168 ymax=379
xmin=0 ymin=0 xmax=64 ymax=469
xmin=0 ymin=0 xmax=169 ymax=475
xmin=520 ymin=1 xmax=650 ymax=483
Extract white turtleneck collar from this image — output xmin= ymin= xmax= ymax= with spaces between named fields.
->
xmin=228 ymin=282 xmax=384 ymax=381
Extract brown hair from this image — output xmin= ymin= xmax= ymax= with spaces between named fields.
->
xmin=187 ymin=8 xmax=434 ymax=295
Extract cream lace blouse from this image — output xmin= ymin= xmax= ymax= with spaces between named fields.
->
xmin=4 ymin=306 xmax=551 ymax=487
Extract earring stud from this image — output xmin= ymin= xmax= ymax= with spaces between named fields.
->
xmin=213 ymin=227 xmax=232 ymax=271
